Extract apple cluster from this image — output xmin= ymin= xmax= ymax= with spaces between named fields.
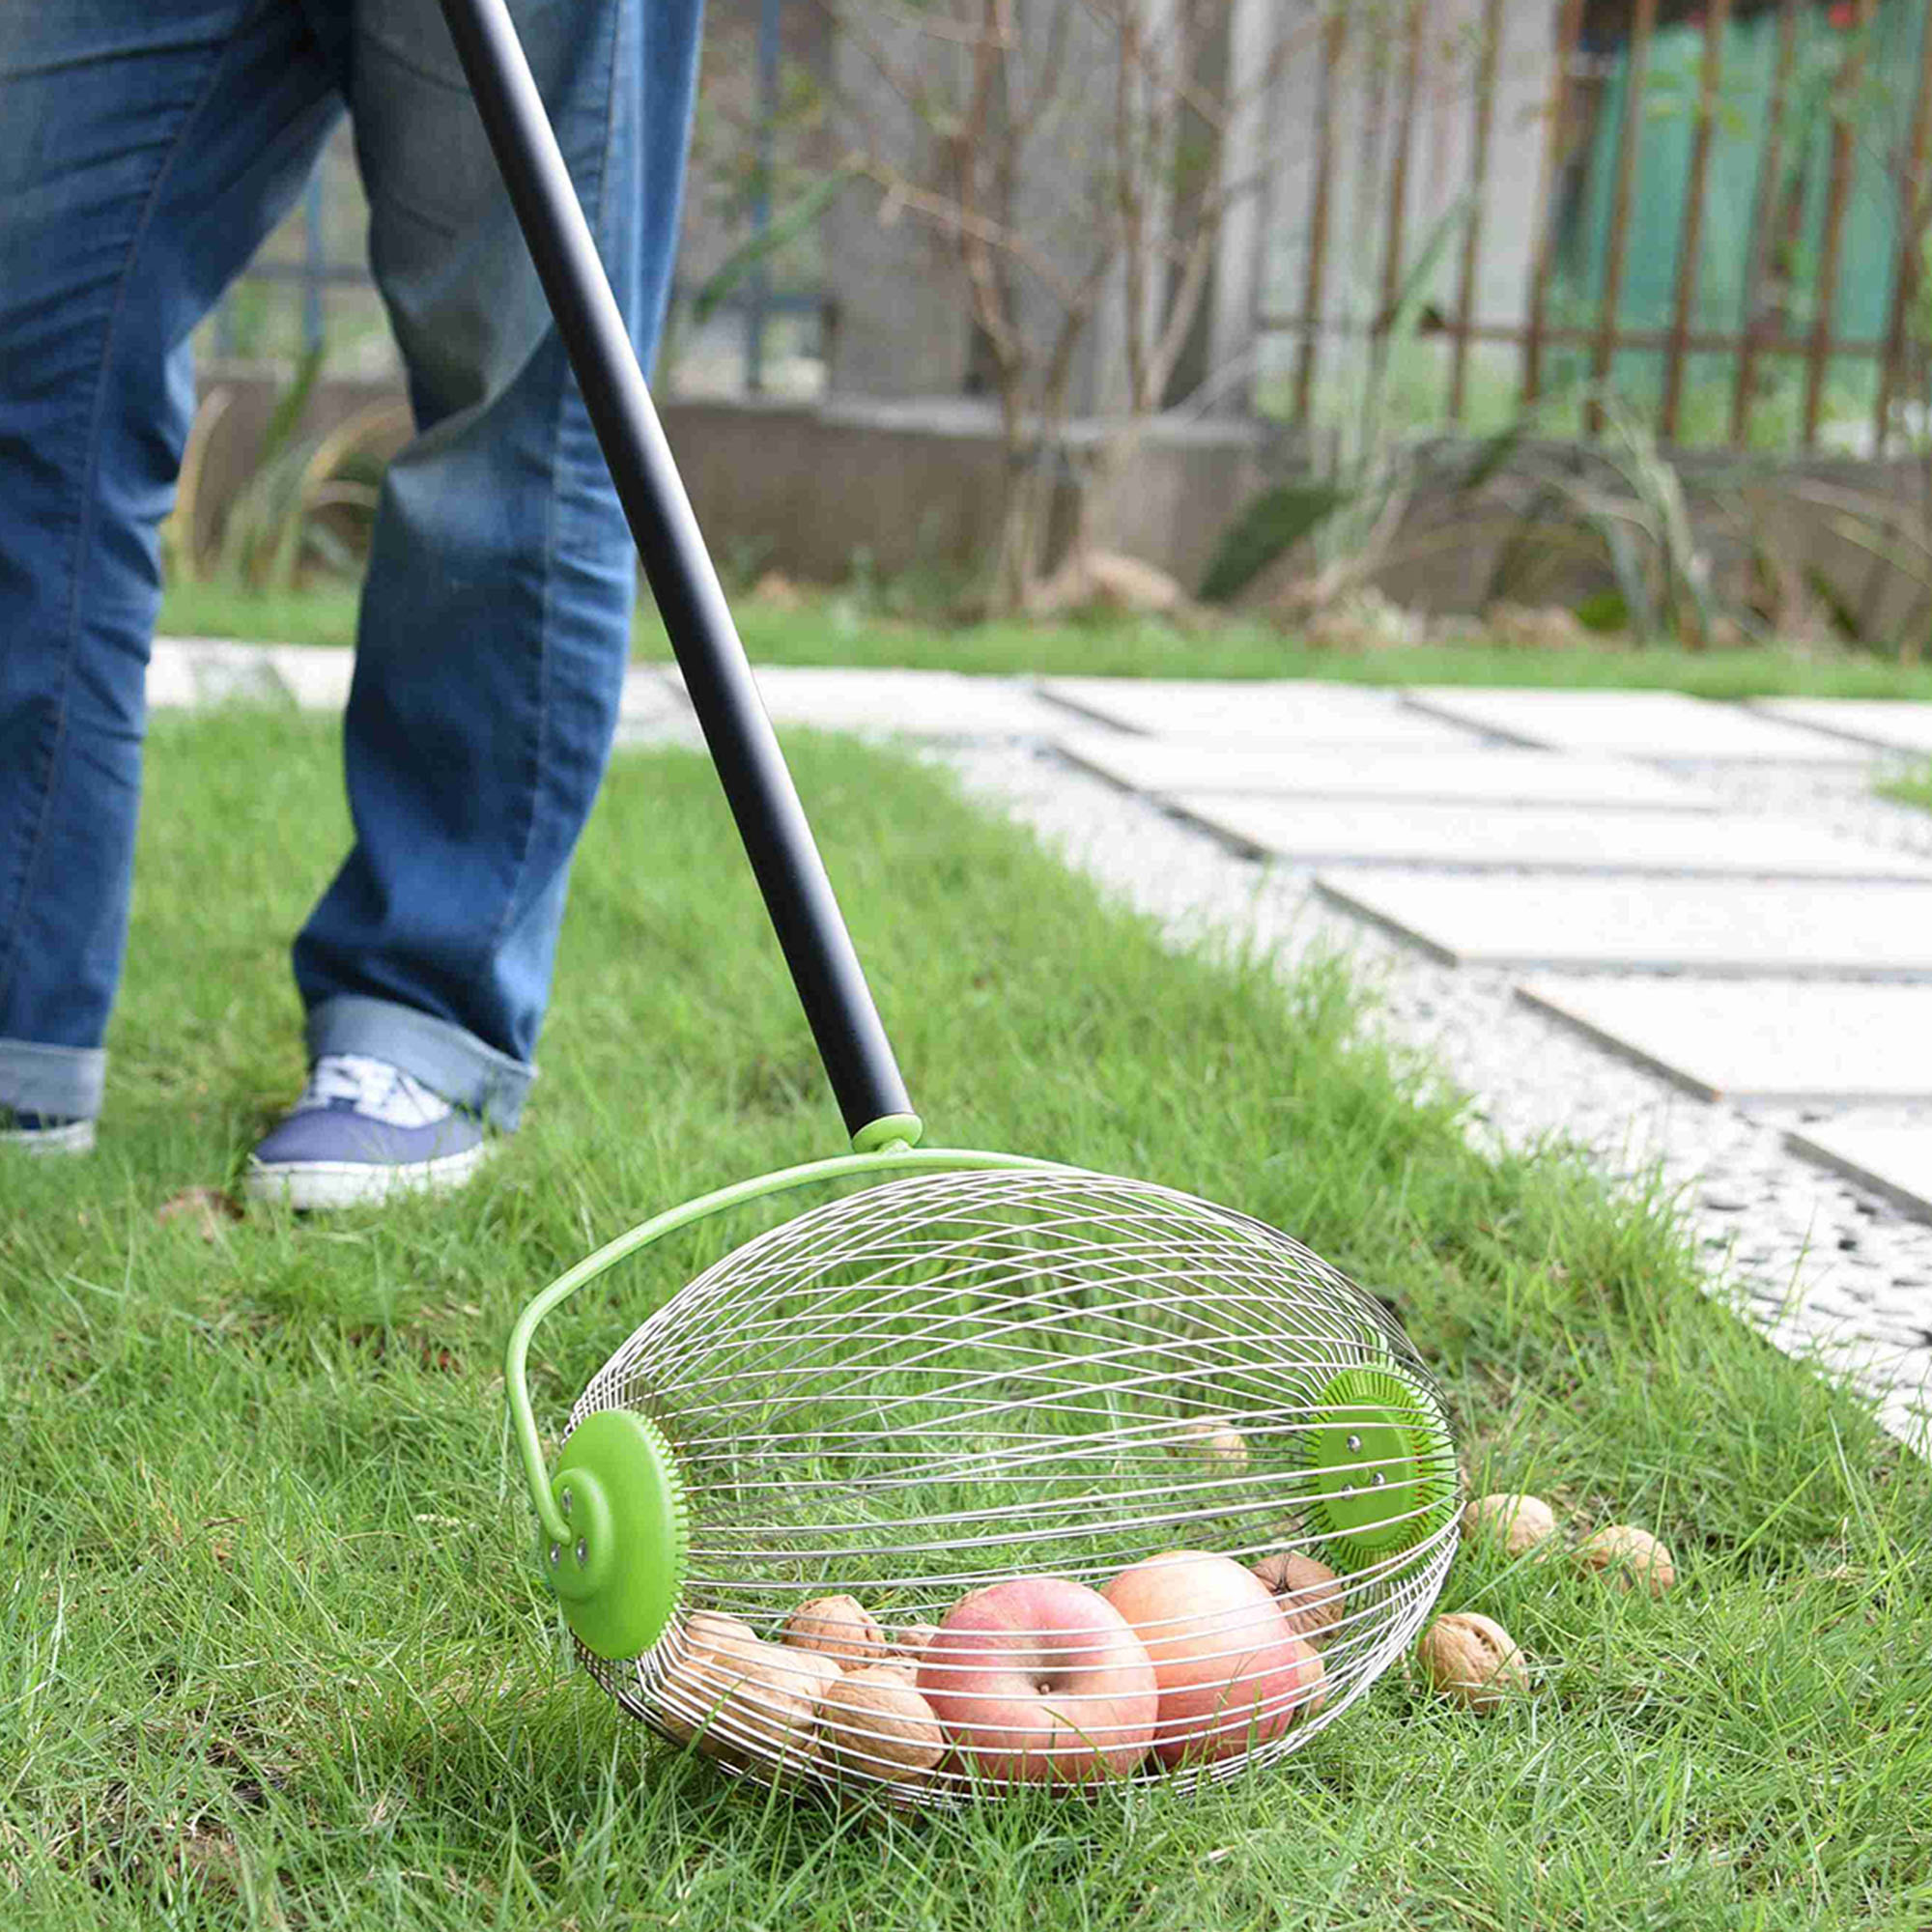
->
xmin=655 ymin=1544 xmax=1347 ymax=1790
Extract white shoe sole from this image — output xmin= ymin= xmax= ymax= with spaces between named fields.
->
xmin=2 ymin=1118 xmax=97 ymax=1155
xmin=242 ymin=1140 xmax=489 ymax=1210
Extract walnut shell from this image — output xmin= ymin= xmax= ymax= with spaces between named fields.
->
xmin=892 ymin=1620 xmax=944 ymax=1664
xmin=1575 ymin=1524 xmax=1675 ymax=1597
xmin=764 ymin=1645 xmax=844 ymax=1709
xmin=1463 ymin=1492 xmax=1559 ymax=1558
xmin=1249 ymin=1550 xmax=1345 ymax=1648
xmin=1413 ymin=1612 xmax=1527 ymax=1711
xmin=818 ymin=1665 xmax=946 ymax=1783
xmin=681 ymin=1611 xmax=759 ymax=1660
xmin=1169 ymin=1418 xmax=1249 ymax=1469
xmin=656 ymin=1635 xmax=821 ymax=1763
xmin=781 ymin=1594 xmax=888 ymax=1667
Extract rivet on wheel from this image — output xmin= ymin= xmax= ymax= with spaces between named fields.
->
xmin=1346 ymin=1433 xmax=1363 ymax=1453
xmin=561 ymin=1488 xmax=574 ymax=1518
xmin=575 ymin=1538 xmax=588 ymax=1566
xmin=1370 ymin=1470 xmax=1387 ymax=1488
xmin=548 ymin=1543 xmax=560 ymax=1567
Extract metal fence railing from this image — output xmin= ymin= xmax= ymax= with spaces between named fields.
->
xmin=1254 ymin=0 xmax=1932 ymax=454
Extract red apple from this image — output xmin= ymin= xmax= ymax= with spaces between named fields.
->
xmin=917 ymin=1577 xmax=1157 ymax=1782
xmin=1102 ymin=1550 xmax=1323 ymax=1765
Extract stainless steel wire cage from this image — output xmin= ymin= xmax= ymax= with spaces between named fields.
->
xmin=440 ymin=0 xmax=1461 ymax=1814
xmin=566 ymin=1168 xmax=1461 ymax=1799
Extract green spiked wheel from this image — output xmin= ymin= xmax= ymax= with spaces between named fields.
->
xmin=1302 ymin=1363 xmax=1458 ymax=1573
xmin=544 ymin=1408 xmax=689 ymax=1662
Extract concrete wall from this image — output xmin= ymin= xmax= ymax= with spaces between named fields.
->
xmin=658 ymin=397 xmax=1271 ymax=586
xmin=185 ymin=372 xmax=1929 ymax=639
xmin=1373 ymin=443 xmax=1930 ymax=636
xmin=185 ymin=373 xmax=1269 ymax=587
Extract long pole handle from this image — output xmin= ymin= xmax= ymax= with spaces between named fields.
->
xmin=436 ymin=0 xmax=918 ymax=1149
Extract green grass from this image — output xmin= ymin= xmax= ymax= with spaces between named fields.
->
xmin=156 ymin=574 xmax=1932 ymax=699
xmin=159 ymin=579 xmax=364 ymax=650
xmin=1877 ymin=764 xmax=1932 ymax=814
xmin=6 ymin=709 xmax=1928 ymax=1929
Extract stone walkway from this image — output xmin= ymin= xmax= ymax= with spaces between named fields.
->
xmin=152 ymin=636 xmax=1932 ymax=1456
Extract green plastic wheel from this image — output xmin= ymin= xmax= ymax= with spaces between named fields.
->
xmin=544 ymin=1408 xmax=689 ymax=1662
xmin=1302 ymin=1363 xmax=1457 ymax=1573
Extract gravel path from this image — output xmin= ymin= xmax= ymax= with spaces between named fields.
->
xmin=934 ymin=740 xmax=1932 ymax=1461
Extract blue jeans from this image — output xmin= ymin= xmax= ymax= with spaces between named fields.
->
xmin=0 ymin=0 xmax=700 ymax=1130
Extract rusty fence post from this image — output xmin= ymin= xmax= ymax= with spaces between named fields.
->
xmin=1523 ymin=0 xmax=1586 ymax=409
xmin=1803 ymin=0 xmax=1876 ymax=449
xmin=1450 ymin=0 xmax=1504 ymax=420
xmin=1730 ymin=0 xmax=1803 ymax=446
xmin=1293 ymin=8 xmax=1348 ymax=429
xmin=1873 ymin=4 xmax=1932 ymax=454
xmin=1660 ymin=0 xmax=1732 ymax=442
xmin=1588 ymin=0 xmax=1660 ymax=437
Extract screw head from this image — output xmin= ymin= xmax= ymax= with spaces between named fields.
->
xmin=1370 ymin=1470 xmax=1387 ymax=1488
xmin=575 ymin=1537 xmax=588 ymax=1566
xmin=548 ymin=1543 xmax=561 ymax=1567
xmin=1346 ymin=1433 xmax=1363 ymax=1453
xmin=561 ymin=1487 xmax=574 ymax=1518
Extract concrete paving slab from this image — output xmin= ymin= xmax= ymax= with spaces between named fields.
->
xmin=1172 ymin=794 xmax=1932 ymax=879
xmin=150 ymin=637 xmax=289 ymax=707
xmin=147 ymin=639 xmax=202 ymax=709
xmin=1405 ymin=685 xmax=1875 ymax=762
xmin=269 ymin=645 xmax=355 ymax=710
xmin=1058 ymin=732 xmax=1719 ymax=808
xmin=611 ymin=668 xmax=699 ymax=748
xmin=1786 ymin=1122 xmax=1932 ymax=1226
xmin=667 ymin=664 xmax=1064 ymax=738
xmin=1313 ymin=870 xmax=1932 ymax=977
xmin=1041 ymin=676 xmax=1483 ymax=747
xmin=1517 ymin=978 xmax=1932 ymax=1105
xmin=620 ymin=666 xmax=682 ymax=720
xmin=1750 ymin=698 xmax=1932 ymax=757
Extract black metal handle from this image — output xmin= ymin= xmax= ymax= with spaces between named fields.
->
xmin=435 ymin=0 xmax=916 ymax=1143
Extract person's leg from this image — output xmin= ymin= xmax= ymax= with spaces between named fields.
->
xmin=0 ymin=0 xmax=341 ymax=1147
xmin=259 ymin=0 xmax=699 ymax=1179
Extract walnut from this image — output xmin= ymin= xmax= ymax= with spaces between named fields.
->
xmin=1575 ymin=1524 xmax=1675 ymax=1597
xmin=764 ymin=1645 xmax=844 ymax=1708
xmin=1169 ymin=1418 xmax=1249 ymax=1469
xmin=1462 ymin=1492 xmax=1559 ymax=1558
xmin=681 ymin=1610 xmax=758 ymax=1660
xmin=891 ymin=1621 xmax=944 ymax=1664
xmin=781 ymin=1594 xmax=889 ymax=1667
xmin=817 ymin=1665 xmax=947 ymax=1784
xmin=1413 ymin=1612 xmax=1527 ymax=1711
xmin=656 ymin=1634 xmax=820 ymax=1764
xmin=1249 ymin=1549 xmax=1345 ymax=1648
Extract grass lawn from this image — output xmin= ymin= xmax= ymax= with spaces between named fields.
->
xmin=156 ymin=574 xmax=1932 ymax=700
xmin=1877 ymin=765 xmax=1932 ymax=814
xmin=5 ymin=709 xmax=1929 ymax=1929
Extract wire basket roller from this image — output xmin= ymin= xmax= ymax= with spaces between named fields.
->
xmin=508 ymin=1159 xmax=1459 ymax=1798
xmin=441 ymin=0 xmax=1463 ymax=1805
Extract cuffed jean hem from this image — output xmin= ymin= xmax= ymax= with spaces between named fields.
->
xmin=0 ymin=1037 xmax=108 ymax=1121
xmin=303 ymin=995 xmax=535 ymax=1132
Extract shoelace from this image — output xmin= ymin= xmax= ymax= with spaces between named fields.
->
xmin=302 ymin=1054 xmax=453 ymax=1129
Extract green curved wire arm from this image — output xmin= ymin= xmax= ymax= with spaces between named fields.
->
xmin=506 ymin=1144 xmax=1067 ymax=1546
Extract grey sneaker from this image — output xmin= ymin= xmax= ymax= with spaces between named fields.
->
xmin=1 ymin=1107 xmax=96 ymax=1154
xmin=243 ymin=1053 xmax=488 ymax=1209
